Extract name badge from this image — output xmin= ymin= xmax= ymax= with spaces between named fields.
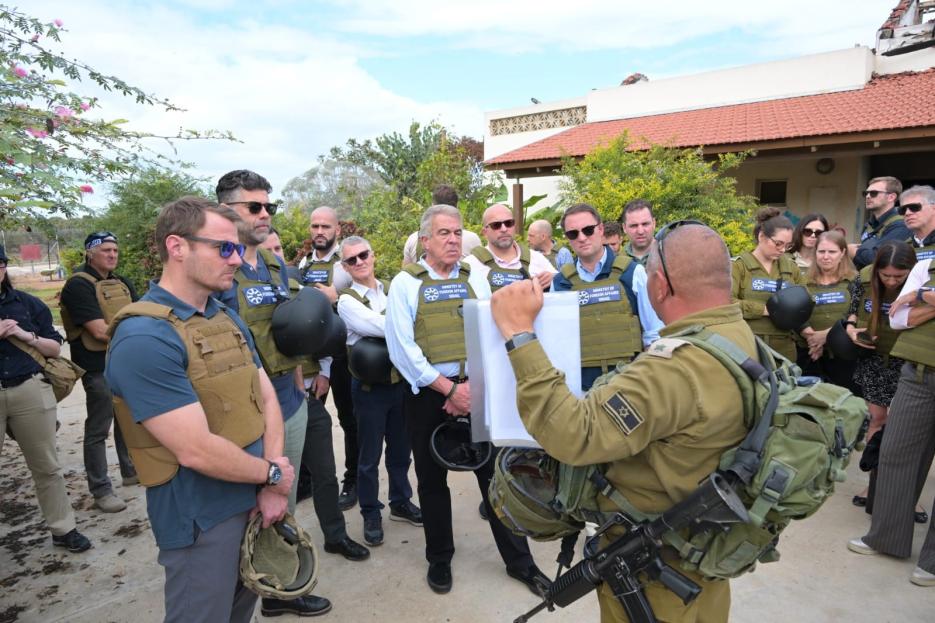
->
xmin=489 ymin=271 xmax=525 ymax=287
xmin=578 ymin=285 xmax=622 ymax=306
xmin=750 ymin=278 xmax=787 ymax=293
xmin=863 ymin=299 xmax=891 ymax=314
xmin=242 ymin=284 xmax=281 ymax=307
xmin=303 ymin=268 xmax=330 ymax=284
xmin=916 ymin=249 xmax=935 ymax=261
xmin=813 ymin=291 xmax=846 ymax=305
xmin=422 ymin=283 xmax=469 ymax=303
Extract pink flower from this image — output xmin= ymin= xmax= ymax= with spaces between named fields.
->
xmin=30 ymin=34 xmax=39 ymax=43
xmin=26 ymin=127 xmax=48 ymax=139
xmin=80 ymin=102 xmax=90 ymax=111
xmin=79 ymin=185 xmax=94 ymax=194
xmin=12 ymin=65 xmax=27 ymax=78
xmin=53 ymin=19 xmax=63 ymax=27
xmin=53 ymin=105 xmax=74 ymax=118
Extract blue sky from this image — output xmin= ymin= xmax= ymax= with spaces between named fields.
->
xmin=27 ymin=0 xmax=894 ymax=200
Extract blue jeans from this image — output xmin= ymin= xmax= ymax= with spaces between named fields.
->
xmin=352 ymin=379 xmax=413 ymax=520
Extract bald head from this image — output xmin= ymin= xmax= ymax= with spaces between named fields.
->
xmin=529 ymin=220 xmax=552 ymax=236
xmin=311 ymin=206 xmax=338 ymax=224
xmin=483 ymin=203 xmax=511 ymax=225
xmin=648 ymin=225 xmax=731 ymax=302
xmin=527 ymin=219 xmax=553 ymax=252
xmin=310 ymin=205 xmax=340 ymax=252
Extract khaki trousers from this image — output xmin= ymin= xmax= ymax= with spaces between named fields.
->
xmin=0 ymin=375 xmax=75 ymax=536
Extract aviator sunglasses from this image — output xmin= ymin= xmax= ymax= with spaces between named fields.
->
xmin=226 ymin=201 xmax=280 ymax=216
xmin=342 ymin=249 xmax=371 ymax=266
xmin=485 ymin=218 xmax=515 ymax=231
xmin=897 ymin=202 xmax=925 ymax=216
xmin=655 ymin=219 xmax=705 ymax=296
xmin=183 ymin=235 xmax=246 ymax=259
xmin=564 ymin=224 xmax=599 ymax=241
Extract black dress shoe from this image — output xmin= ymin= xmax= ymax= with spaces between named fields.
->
xmin=337 ymin=482 xmax=358 ymax=511
xmin=852 ymin=495 xmax=867 ymax=507
xmin=479 ymin=501 xmax=489 ymax=521
xmin=324 ymin=536 xmax=370 ymax=561
xmin=916 ymin=510 xmax=929 ymax=524
xmin=427 ymin=562 xmax=452 ymax=594
xmin=261 ymin=595 xmax=333 ymax=617
xmin=507 ymin=565 xmax=551 ymax=596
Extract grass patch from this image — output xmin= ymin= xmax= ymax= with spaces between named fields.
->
xmin=19 ymin=283 xmax=65 ymax=325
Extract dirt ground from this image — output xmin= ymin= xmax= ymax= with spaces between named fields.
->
xmin=2 ymin=335 xmax=935 ymax=622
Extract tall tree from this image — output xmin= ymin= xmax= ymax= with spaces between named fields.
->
xmin=280 ymin=157 xmax=383 ymax=219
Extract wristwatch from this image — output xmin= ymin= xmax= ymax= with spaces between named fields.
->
xmin=917 ymin=286 xmax=935 ymax=304
xmin=265 ymin=460 xmax=282 ymax=487
xmin=505 ymin=331 xmax=538 ymax=352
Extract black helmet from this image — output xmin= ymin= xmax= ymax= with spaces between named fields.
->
xmin=348 ymin=337 xmax=394 ymax=385
xmin=826 ymin=319 xmax=859 ymax=361
xmin=430 ymin=416 xmax=492 ymax=471
xmin=271 ymin=287 xmax=334 ymax=357
xmin=240 ymin=513 xmax=319 ymax=600
xmin=766 ymin=285 xmax=814 ymax=331
xmin=314 ymin=313 xmax=347 ymax=359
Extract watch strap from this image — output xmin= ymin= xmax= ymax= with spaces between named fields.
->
xmin=506 ymin=331 xmax=538 ymax=352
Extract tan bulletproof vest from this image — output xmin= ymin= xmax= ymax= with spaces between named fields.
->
xmin=61 ymin=271 xmax=132 ymax=351
xmin=560 ymin=255 xmax=642 ymax=370
xmin=471 ymin=245 xmax=531 ymax=291
xmin=301 ymin=252 xmax=338 ymax=286
xmin=855 ymin=265 xmax=900 ymax=357
xmin=733 ymin=252 xmax=799 ymax=337
xmin=108 ymin=302 xmax=266 ymax=487
xmin=889 ymin=264 xmax=935 ymax=367
xmin=806 ymin=278 xmax=852 ymax=332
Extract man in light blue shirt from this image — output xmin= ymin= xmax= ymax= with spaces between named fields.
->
xmin=385 ymin=204 xmax=549 ymax=597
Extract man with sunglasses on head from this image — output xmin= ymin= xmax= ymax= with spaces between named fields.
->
xmin=464 ymin=203 xmax=556 ymax=293
xmin=491 ymin=222 xmax=755 ymax=623
xmin=850 ymin=176 xmax=911 ymax=271
xmin=105 ymin=197 xmax=294 ymax=623
xmin=298 ymin=206 xmax=361 ymax=512
xmin=60 ymin=230 xmax=138 ymax=513
xmin=385 ymin=204 xmax=549 ymax=596
xmin=215 ymin=170 xmax=345 ymax=617
xmin=552 ymin=203 xmax=663 ymax=390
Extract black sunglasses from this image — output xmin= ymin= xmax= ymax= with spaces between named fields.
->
xmin=341 ymin=249 xmax=371 ymax=266
xmin=897 ymin=202 xmax=924 ymax=216
xmin=655 ymin=220 xmax=705 ymax=296
xmin=564 ymin=224 xmax=599 ymax=241
xmin=183 ymin=235 xmax=245 ymax=259
xmin=226 ymin=201 xmax=280 ymax=216
xmin=862 ymin=190 xmax=891 ymax=199
xmin=802 ymin=227 xmax=825 ymax=238
xmin=485 ymin=218 xmax=515 ymax=231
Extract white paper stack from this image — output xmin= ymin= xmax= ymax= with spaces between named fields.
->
xmin=464 ymin=292 xmax=583 ymax=447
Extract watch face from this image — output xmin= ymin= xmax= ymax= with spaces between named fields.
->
xmin=269 ymin=464 xmax=282 ymax=484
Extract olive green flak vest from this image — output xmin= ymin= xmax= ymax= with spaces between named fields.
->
xmin=890 ymin=262 xmax=935 ymax=367
xmin=734 ymin=252 xmax=799 ymax=337
xmin=471 ymin=245 xmax=531 ymax=291
xmin=914 ymin=241 xmax=935 ymax=263
xmin=301 ymin=252 xmax=338 ymax=286
xmin=862 ymin=210 xmax=904 ymax=241
xmin=340 ymin=280 xmax=402 ymax=385
xmin=855 ymin=265 xmax=901 ymax=357
xmin=108 ymin=302 xmax=265 ymax=487
xmin=403 ymin=261 xmax=475 ymax=375
xmin=61 ymin=271 xmax=132 ymax=351
xmin=560 ymin=255 xmax=642 ymax=370
xmin=234 ymin=248 xmax=305 ymax=377
xmin=807 ymin=278 xmax=853 ymax=332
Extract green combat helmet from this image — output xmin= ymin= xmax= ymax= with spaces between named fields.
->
xmin=240 ymin=513 xmax=319 ymax=599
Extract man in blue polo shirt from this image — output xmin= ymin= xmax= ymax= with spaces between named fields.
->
xmin=106 ymin=197 xmax=294 ymax=623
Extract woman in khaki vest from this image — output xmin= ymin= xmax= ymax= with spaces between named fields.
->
xmin=731 ymin=207 xmax=804 ymax=361
xmin=798 ymin=231 xmax=858 ymax=388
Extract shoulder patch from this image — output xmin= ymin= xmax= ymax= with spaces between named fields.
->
xmin=601 ymin=392 xmax=644 ymax=436
xmin=645 ymin=338 xmax=690 ymax=359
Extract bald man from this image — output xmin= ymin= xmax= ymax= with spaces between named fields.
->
xmin=464 ymin=204 xmax=556 ymax=292
xmin=491 ymin=222 xmax=754 ymax=623
xmin=527 ymin=219 xmax=573 ymax=268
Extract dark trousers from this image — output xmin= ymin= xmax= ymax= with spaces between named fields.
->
xmin=82 ymin=370 xmax=135 ymax=497
xmin=330 ymin=356 xmax=358 ymax=486
xmin=352 ymin=379 xmax=413 ymax=520
xmin=795 ymin=347 xmax=857 ymax=393
xmin=404 ymin=387 xmax=534 ymax=571
xmin=299 ymin=395 xmax=348 ymax=544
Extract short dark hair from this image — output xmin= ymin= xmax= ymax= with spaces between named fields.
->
xmin=603 ymin=221 xmax=622 ymax=237
xmin=560 ymin=203 xmax=602 ymax=230
xmin=790 ymin=213 xmax=830 ymax=253
xmin=216 ymin=169 xmax=272 ymax=203
xmin=753 ymin=206 xmax=793 ymax=241
xmin=867 ymin=176 xmax=902 ymax=196
xmin=432 ymin=184 xmax=458 ymax=207
xmin=621 ymin=198 xmax=654 ymax=221
xmin=155 ymin=197 xmax=242 ymax=262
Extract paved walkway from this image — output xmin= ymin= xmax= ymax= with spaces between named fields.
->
xmin=2 ymin=362 xmax=935 ymax=622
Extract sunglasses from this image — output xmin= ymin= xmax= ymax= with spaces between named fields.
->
xmin=802 ymin=227 xmax=825 ymax=238
xmin=897 ymin=202 xmax=924 ymax=216
xmin=341 ymin=249 xmax=371 ymax=266
xmin=485 ymin=218 xmax=515 ymax=231
xmin=564 ymin=224 xmax=599 ymax=241
xmin=862 ymin=190 xmax=891 ymax=199
xmin=183 ymin=235 xmax=246 ymax=259
xmin=226 ymin=201 xmax=279 ymax=216
xmin=655 ymin=220 xmax=705 ymax=296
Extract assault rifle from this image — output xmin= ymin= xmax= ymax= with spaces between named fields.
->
xmin=514 ymin=473 xmax=749 ymax=623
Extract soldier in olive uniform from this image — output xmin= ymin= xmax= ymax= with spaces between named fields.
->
xmin=491 ymin=223 xmax=754 ymax=622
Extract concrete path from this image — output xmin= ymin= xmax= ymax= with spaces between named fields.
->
xmin=3 ymin=360 xmax=935 ymax=622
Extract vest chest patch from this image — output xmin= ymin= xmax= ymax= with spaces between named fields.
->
xmin=813 ymin=291 xmax=846 ymax=305
xmin=422 ymin=283 xmax=468 ymax=303
xmin=917 ymin=249 xmax=935 ymax=261
xmin=863 ymin=299 xmax=891 ymax=314
xmin=577 ymin=285 xmax=621 ymax=306
xmin=242 ymin=284 xmax=286 ymax=307
xmin=302 ymin=268 xmax=330 ymax=284
xmin=489 ymin=271 xmax=525 ymax=287
xmin=601 ymin=392 xmax=644 ymax=436
xmin=751 ymin=278 xmax=788 ymax=293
